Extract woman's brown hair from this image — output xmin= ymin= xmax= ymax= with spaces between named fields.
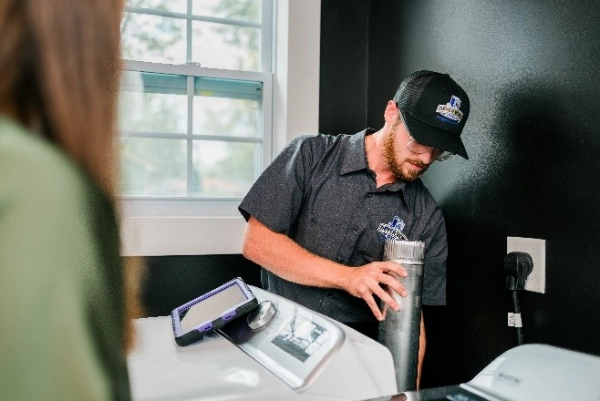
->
xmin=0 ymin=0 xmax=124 ymax=197
xmin=0 ymin=0 xmax=143 ymax=350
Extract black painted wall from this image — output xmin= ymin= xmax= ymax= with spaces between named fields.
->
xmin=319 ymin=0 xmax=370 ymax=134
xmin=320 ymin=0 xmax=600 ymax=388
xmin=137 ymin=254 xmax=261 ymax=317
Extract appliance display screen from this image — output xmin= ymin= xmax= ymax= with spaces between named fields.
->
xmin=271 ymin=311 xmax=329 ymax=362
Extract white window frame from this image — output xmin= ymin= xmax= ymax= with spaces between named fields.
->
xmin=120 ymin=0 xmax=321 ymax=256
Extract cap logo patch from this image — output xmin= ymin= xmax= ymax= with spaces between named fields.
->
xmin=378 ymin=216 xmax=408 ymax=241
xmin=436 ymin=95 xmax=463 ymax=125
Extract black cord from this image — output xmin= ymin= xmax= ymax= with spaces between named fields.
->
xmin=504 ymin=252 xmax=532 ymax=346
xmin=511 ymin=289 xmax=524 ymax=345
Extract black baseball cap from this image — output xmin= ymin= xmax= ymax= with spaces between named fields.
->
xmin=394 ymin=70 xmax=470 ymax=159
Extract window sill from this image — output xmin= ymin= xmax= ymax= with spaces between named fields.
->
xmin=120 ymin=215 xmax=247 ymax=256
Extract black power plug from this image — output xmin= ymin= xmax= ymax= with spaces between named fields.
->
xmin=503 ymin=252 xmax=533 ymax=290
xmin=504 ymin=251 xmax=533 ymax=345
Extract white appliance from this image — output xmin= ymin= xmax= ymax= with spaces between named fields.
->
xmin=398 ymin=343 xmax=600 ymax=401
xmin=127 ymin=285 xmax=398 ymax=401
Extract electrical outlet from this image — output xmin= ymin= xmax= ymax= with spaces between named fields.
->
xmin=507 ymin=237 xmax=546 ymax=294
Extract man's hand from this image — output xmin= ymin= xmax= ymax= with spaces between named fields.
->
xmin=341 ymin=261 xmax=407 ymax=321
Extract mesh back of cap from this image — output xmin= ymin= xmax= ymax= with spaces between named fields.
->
xmin=394 ymin=70 xmax=439 ymax=113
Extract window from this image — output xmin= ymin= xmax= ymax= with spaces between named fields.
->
xmin=118 ymin=1 xmax=321 ymax=256
xmin=119 ymin=0 xmax=273 ymax=216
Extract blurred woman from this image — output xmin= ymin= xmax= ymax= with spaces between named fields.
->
xmin=0 ymin=1 xmax=137 ymax=400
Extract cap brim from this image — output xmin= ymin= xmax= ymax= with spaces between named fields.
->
xmin=402 ymin=112 xmax=469 ymax=159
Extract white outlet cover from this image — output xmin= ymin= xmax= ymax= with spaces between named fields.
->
xmin=507 ymin=237 xmax=546 ymax=294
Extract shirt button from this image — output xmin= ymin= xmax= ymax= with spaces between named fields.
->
xmin=353 ymin=225 xmax=360 ymax=231
xmin=311 ymin=217 xmax=317 ymax=224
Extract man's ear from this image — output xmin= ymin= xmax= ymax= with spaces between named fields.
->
xmin=384 ymin=101 xmax=400 ymax=124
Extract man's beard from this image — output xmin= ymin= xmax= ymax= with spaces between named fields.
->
xmin=382 ymin=129 xmax=429 ymax=181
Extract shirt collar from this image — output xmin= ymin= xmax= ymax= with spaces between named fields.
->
xmin=340 ymin=128 xmax=374 ymax=175
xmin=340 ymin=127 xmax=412 ymax=207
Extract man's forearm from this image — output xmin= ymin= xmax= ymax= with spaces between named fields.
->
xmin=242 ymin=216 xmax=348 ymax=289
xmin=417 ymin=313 xmax=426 ymax=389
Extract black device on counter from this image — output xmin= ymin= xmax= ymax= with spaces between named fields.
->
xmin=171 ymin=277 xmax=258 ymax=346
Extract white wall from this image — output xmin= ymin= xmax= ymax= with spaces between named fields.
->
xmin=273 ymin=0 xmax=322 ymax=153
xmin=120 ymin=0 xmax=321 ymax=257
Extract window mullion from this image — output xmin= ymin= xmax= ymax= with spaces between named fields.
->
xmin=186 ymin=0 xmax=193 ymax=198
xmin=186 ymin=76 xmax=194 ymax=198
xmin=126 ymin=6 xmax=261 ymax=28
xmin=186 ymin=0 xmax=192 ymax=63
xmin=261 ymin=0 xmax=274 ymax=72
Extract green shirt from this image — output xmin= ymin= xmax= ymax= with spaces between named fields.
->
xmin=0 ymin=117 xmax=131 ymax=400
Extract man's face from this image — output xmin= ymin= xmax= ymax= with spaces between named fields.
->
xmin=382 ymin=120 xmax=437 ymax=181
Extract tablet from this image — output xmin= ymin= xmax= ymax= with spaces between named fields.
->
xmin=171 ymin=277 xmax=258 ymax=346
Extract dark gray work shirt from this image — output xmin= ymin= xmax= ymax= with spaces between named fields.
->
xmin=239 ymin=129 xmax=447 ymax=323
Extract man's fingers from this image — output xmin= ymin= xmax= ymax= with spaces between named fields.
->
xmin=364 ymin=295 xmax=384 ymax=321
xmin=379 ymin=272 xmax=407 ymax=297
xmin=346 ymin=262 xmax=409 ymax=320
xmin=372 ymin=283 xmax=401 ymax=312
xmin=382 ymin=261 xmax=407 ymax=278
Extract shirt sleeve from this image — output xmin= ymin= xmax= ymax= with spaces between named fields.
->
xmin=420 ymin=203 xmax=448 ymax=306
xmin=239 ymin=135 xmax=315 ymax=235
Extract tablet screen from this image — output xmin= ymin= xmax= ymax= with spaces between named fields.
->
xmin=179 ymin=283 xmax=248 ymax=332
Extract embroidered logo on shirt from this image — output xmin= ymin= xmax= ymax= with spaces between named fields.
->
xmin=378 ymin=216 xmax=408 ymax=241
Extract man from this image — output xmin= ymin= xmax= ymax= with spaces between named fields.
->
xmin=239 ymin=70 xmax=470 ymax=360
